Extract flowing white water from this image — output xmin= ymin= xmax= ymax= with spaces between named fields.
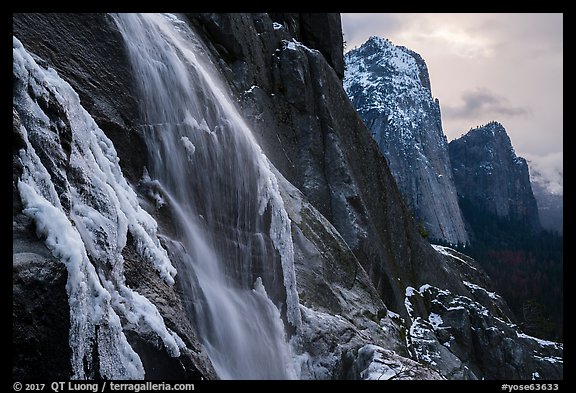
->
xmin=112 ymin=13 xmax=301 ymax=379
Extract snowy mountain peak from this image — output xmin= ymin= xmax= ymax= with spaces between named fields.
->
xmin=344 ymin=36 xmax=469 ymax=245
xmin=345 ymin=37 xmax=431 ymax=106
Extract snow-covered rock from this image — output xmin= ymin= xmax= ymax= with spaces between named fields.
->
xmin=344 ymin=36 xmax=469 ymax=245
xmin=13 ymin=34 xmax=215 ymax=380
xmin=351 ymin=344 xmax=444 ymax=380
xmin=402 ymin=245 xmax=564 ymax=380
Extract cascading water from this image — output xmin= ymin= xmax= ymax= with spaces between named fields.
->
xmin=111 ymin=13 xmax=301 ymax=379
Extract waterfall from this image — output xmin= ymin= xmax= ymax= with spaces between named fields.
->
xmin=112 ymin=13 xmax=301 ymax=379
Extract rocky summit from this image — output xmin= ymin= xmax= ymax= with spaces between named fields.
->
xmin=449 ymin=121 xmax=541 ymax=232
xmin=344 ymin=36 xmax=469 ymax=245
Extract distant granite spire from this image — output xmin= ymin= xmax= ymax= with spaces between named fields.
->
xmin=344 ymin=36 xmax=469 ymax=245
xmin=448 ymin=121 xmax=541 ymax=231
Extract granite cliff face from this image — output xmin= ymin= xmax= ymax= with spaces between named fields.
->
xmin=13 ymin=13 xmax=561 ymax=380
xmin=344 ymin=37 xmax=468 ymax=245
xmin=449 ymin=121 xmax=541 ymax=232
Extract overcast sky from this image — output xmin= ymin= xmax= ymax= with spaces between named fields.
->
xmin=341 ymin=13 xmax=563 ymax=187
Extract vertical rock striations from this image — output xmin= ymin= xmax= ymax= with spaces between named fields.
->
xmin=448 ymin=121 xmax=541 ymax=232
xmin=186 ymin=14 xmax=468 ymax=322
xmin=344 ymin=37 xmax=468 ymax=245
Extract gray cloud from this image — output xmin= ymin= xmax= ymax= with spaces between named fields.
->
xmin=522 ymin=151 xmax=563 ymax=195
xmin=442 ymin=88 xmax=528 ymax=119
xmin=342 ymin=13 xmax=405 ymax=51
xmin=491 ymin=14 xmax=563 ymax=60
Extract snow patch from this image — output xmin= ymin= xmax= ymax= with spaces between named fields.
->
xmin=463 ymin=280 xmax=499 ymax=300
xmin=294 ymin=305 xmax=351 ymax=380
xmin=281 ymin=39 xmax=320 ymax=55
xmin=18 ymin=182 xmax=145 ymax=379
xmin=516 ymin=332 xmax=562 ymax=349
xmin=428 ymin=313 xmax=443 ymax=330
xmin=180 ymin=136 xmax=196 ymax=160
xmin=284 ymin=40 xmax=297 ymax=51
xmin=14 ymin=36 xmax=184 ymax=379
xmin=183 ymin=110 xmax=212 ymax=134
xmin=244 ymin=85 xmax=258 ymax=94
xmin=357 ymin=345 xmax=400 ymax=380
xmin=534 ymin=355 xmax=563 ymax=364
xmin=432 ymin=244 xmax=478 ymax=271
xmin=256 ymin=153 xmax=302 ymax=332
xmin=404 ymin=286 xmax=416 ymax=318
xmin=405 ymin=286 xmax=417 ymax=297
